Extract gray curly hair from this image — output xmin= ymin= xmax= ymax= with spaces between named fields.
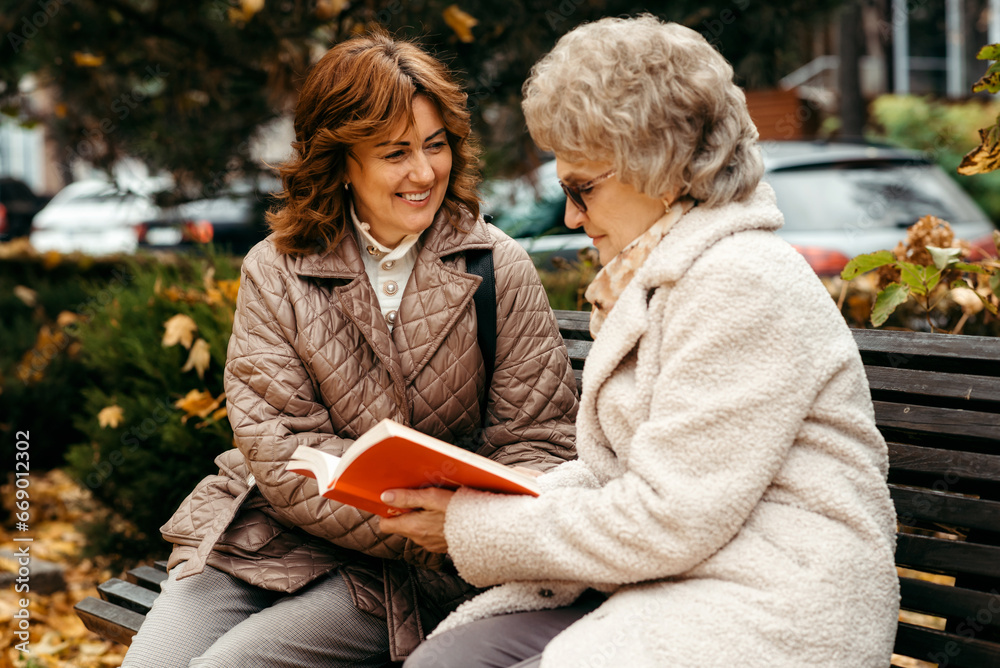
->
xmin=522 ymin=14 xmax=764 ymax=207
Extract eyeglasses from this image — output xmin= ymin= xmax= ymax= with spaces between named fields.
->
xmin=558 ymin=170 xmax=615 ymax=213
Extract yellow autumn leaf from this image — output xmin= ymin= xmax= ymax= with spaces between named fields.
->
xmin=17 ymin=325 xmax=67 ymax=383
xmin=181 ymin=338 xmax=212 ymax=379
xmin=54 ymin=103 xmax=68 ymax=118
xmin=204 ymin=287 xmax=224 ymax=306
xmin=162 ymin=313 xmax=198 ymax=349
xmin=153 ymin=275 xmax=162 ymax=295
xmin=174 ymin=389 xmax=225 ymax=423
xmin=218 ymin=279 xmax=240 ymax=302
xmin=315 ymin=0 xmax=346 ymax=20
xmin=196 ymin=404 xmax=229 ymax=428
xmin=229 ymin=0 xmax=264 ymax=22
xmin=97 ymin=405 xmax=124 ymax=429
xmin=42 ymin=249 xmax=61 ymax=269
xmin=57 ymin=310 xmax=79 ymax=328
xmin=950 ymin=285 xmax=984 ymax=315
xmin=203 ymin=266 xmax=216 ymax=293
xmin=162 ymin=285 xmax=185 ymax=302
xmin=32 ymin=630 xmax=70 ymax=655
xmin=14 ymin=285 xmax=38 ymax=307
xmin=72 ymin=51 xmax=105 ymax=67
xmin=957 ymin=127 xmax=1000 ymax=175
xmin=443 ymin=4 xmax=478 ymax=43
xmin=242 ymin=0 xmax=265 ymax=14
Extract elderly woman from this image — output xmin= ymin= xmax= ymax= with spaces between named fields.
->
xmin=122 ymin=31 xmax=578 ymax=668
xmin=383 ymin=15 xmax=900 ymax=668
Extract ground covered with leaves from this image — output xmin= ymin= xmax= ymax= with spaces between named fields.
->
xmin=1 ymin=470 xmax=128 ymax=668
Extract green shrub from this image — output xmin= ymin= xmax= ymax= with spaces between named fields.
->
xmin=0 ymin=248 xmax=130 ymax=470
xmin=62 ymin=248 xmax=242 ymax=560
xmin=536 ymin=251 xmax=598 ymax=312
xmin=867 ymin=94 xmax=1000 ymax=223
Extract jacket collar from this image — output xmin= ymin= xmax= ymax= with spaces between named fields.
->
xmin=290 ymin=205 xmax=492 ymax=279
xmin=633 ymin=182 xmax=784 ymax=290
xmin=288 ymin=205 xmax=495 ymax=387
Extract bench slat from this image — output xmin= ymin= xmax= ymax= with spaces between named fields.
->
xmin=894 ymin=621 xmax=1000 ymax=665
xmin=866 ymin=366 xmax=1000 ymax=404
xmin=888 ymin=443 xmax=1000 ymax=483
xmin=127 ymin=565 xmax=168 ymax=592
xmin=98 ymin=578 xmax=159 ymax=615
xmin=895 ymin=534 xmax=1000 ymax=579
xmin=554 ymin=309 xmax=591 ymax=334
xmin=891 ymin=486 xmax=1000 ymax=533
xmin=899 ymin=577 xmax=1000 ymax=627
xmin=554 ymin=315 xmax=1000 ymax=365
xmin=75 ymin=596 xmax=142 ymax=647
xmin=851 ymin=328 xmax=1000 ymax=362
xmin=564 ymin=339 xmax=591 ymax=369
xmin=874 ymin=401 xmax=1000 ymax=441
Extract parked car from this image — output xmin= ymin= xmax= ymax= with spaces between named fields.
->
xmin=0 ymin=177 xmax=49 ymax=241
xmin=28 ymin=178 xmax=166 ymax=256
xmin=484 ymin=142 xmax=998 ymax=275
xmin=137 ymin=176 xmax=281 ymax=255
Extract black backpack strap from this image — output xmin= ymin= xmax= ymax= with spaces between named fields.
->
xmin=466 ymin=247 xmax=496 ymax=430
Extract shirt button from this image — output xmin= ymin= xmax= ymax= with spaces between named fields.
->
xmin=382 ymin=260 xmax=395 ymax=270
xmin=385 ymin=310 xmax=398 ymax=326
xmin=383 ymin=280 xmax=398 ymax=296
xmin=538 ymin=588 xmax=554 ymax=598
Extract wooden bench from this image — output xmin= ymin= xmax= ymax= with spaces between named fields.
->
xmin=75 ymin=309 xmax=1000 ymax=666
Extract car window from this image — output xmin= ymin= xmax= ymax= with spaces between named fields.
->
xmin=76 ymin=192 xmax=143 ymax=203
xmin=489 ymin=197 xmax=568 ymax=238
xmin=764 ymin=162 xmax=989 ymax=232
xmin=483 ymin=169 xmax=569 ymax=239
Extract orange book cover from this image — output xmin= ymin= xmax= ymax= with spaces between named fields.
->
xmin=286 ymin=419 xmax=540 ymax=517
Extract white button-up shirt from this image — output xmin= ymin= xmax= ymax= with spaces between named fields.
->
xmin=350 ymin=203 xmax=420 ymax=329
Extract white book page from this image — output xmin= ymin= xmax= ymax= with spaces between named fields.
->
xmin=287 ymin=446 xmax=344 ymax=490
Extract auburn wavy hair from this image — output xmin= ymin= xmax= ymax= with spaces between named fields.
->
xmin=267 ymin=31 xmax=481 ymax=255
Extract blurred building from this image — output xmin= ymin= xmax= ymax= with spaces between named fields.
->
xmin=757 ymin=0 xmax=1000 ymax=140
xmin=0 ymin=75 xmax=293 ymax=198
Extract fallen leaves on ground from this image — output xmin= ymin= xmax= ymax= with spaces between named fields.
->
xmin=1 ymin=470 xmax=128 ymax=668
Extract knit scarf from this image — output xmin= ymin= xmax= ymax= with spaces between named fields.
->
xmin=585 ymin=197 xmax=695 ymax=337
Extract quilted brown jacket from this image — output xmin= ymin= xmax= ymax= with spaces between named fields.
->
xmin=160 ymin=207 xmax=578 ymax=660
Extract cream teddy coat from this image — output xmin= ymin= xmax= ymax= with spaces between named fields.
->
xmin=435 ymin=183 xmax=901 ymax=667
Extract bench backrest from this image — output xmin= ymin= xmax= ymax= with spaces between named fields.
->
xmin=75 ymin=312 xmax=1000 ymax=666
xmin=553 ymin=310 xmax=1000 ymax=668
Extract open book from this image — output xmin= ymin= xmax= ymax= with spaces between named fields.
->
xmin=286 ymin=418 xmax=540 ymax=517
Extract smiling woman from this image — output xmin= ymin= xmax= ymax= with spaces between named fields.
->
xmin=121 ymin=28 xmax=579 ymax=668
xmin=264 ymin=32 xmax=481 ymax=256
xmin=346 ymin=96 xmax=453 ymax=247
